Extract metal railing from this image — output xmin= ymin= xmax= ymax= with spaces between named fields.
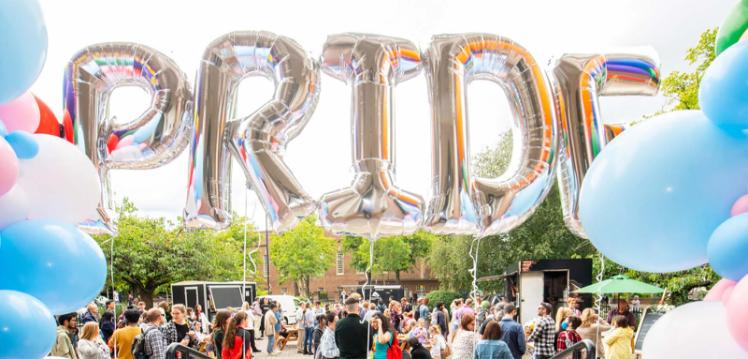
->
xmin=551 ymin=339 xmax=596 ymax=359
xmin=165 ymin=343 xmax=211 ymax=359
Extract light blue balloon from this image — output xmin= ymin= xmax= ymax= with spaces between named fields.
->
xmin=0 ymin=219 xmax=107 ymax=314
xmin=0 ymin=0 xmax=48 ymax=103
xmin=708 ymin=213 xmax=748 ymax=280
xmin=0 ymin=290 xmax=56 ymax=359
xmin=4 ymin=131 xmax=38 ymax=159
xmin=700 ymin=40 xmax=748 ymax=130
xmin=579 ymin=110 xmax=748 ymax=272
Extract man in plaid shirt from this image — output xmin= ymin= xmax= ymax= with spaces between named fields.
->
xmin=527 ymin=302 xmax=556 ymax=359
xmin=143 ymin=308 xmax=168 ymax=359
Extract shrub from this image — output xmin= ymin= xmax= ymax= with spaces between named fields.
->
xmin=426 ymin=290 xmax=462 ymax=311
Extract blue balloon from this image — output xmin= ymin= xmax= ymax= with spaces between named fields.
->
xmin=4 ymin=131 xmax=38 ymax=159
xmin=708 ymin=213 xmax=748 ymax=281
xmin=0 ymin=290 xmax=56 ymax=359
xmin=700 ymin=40 xmax=748 ymax=130
xmin=579 ymin=110 xmax=748 ymax=272
xmin=0 ymin=219 xmax=107 ymax=314
xmin=0 ymin=0 xmax=48 ymax=103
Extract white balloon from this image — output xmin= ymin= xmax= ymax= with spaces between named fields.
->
xmin=16 ymin=135 xmax=101 ymax=224
xmin=643 ymin=301 xmax=748 ymax=358
xmin=0 ymin=184 xmax=29 ymax=228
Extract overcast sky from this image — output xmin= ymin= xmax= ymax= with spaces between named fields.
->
xmin=34 ymin=0 xmax=735 ymax=229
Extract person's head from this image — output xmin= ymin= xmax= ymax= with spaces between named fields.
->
xmin=316 ymin=314 xmax=327 ymax=328
xmin=137 ymin=301 xmax=146 ymax=311
xmin=429 ymin=324 xmax=442 ymax=336
xmin=158 ymin=301 xmax=169 ymax=311
xmin=503 ymin=303 xmax=517 ymax=318
xmin=460 ymin=313 xmax=475 ymax=331
xmin=213 ymin=310 xmax=232 ymax=332
xmin=196 ymin=304 xmax=203 ymax=313
xmin=193 ymin=320 xmax=202 ymax=332
xmin=566 ymin=316 xmax=582 ymax=331
xmin=145 ymin=308 xmax=164 ymax=325
xmin=58 ymin=313 xmax=77 ymax=329
xmin=465 ymin=298 xmax=473 ymax=307
xmin=242 ymin=301 xmax=250 ymax=311
xmin=171 ymin=304 xmax=187 ymax=324
xmin=417 ymin=318 xmax=427 ymax=328
xmin=383 ymin=308 xmax=391 ymax=318
xmin=326 ymin=312 xmax=337 ymax=329
xmin=102 ymin=311 xmax=114 ymax=323
xmin=106 ymin=300 xmax=115 ymax=311
xmin=301 ymin=302 xmax=307 ymax=309
xmin=613 ymin=315 xmax=629 ymax=329
xmin=124 ymin=309 xmax=141 ymax=325
xmin=455 ymin=299 xmax=463 ymax=307
xmin=345 ymin=297 xmax=360 ymax=314
xmin=555 ymin=307 xmax=573 ymax=331
xmin=224 ymin=311 xmax=248 ymax=349
xmin=80 ymin=322 xmax=100 ymax=341
xmin=580 ymin=308 xmax=598 ymax=328
xmin=407 ymin=337 xmax=421 ymax=350
xmin=372 ymin=312 xmax=391 ymax=332
xmin=437 ymin=302 xmax=444 ymax=311
xmin=271 ymin=302 xmax=279 ymax=311
xmin=538 ymin=302 xmax=552 ymax=317
xmin=87 ymin=302 xmax=98 ymax=314
xmin=481 ymin=320 xmax=502 ymax=340
xmin=618 ymin=299 xmax=629 ymax=313
xmin=401 ymin=297 xmax=408 ymax=304
xmin=315 ymin=301 xmax=321 ymax=307
xmin=402 ymin=319 xmax=414 ymax=332
xmin=187 ymin=307 xmax=195 ymax=316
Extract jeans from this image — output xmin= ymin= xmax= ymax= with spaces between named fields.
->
xmin=304 ymin=327 xmax=314 ymax=353
xmin=267 ymin=334 xmax=275 ymax=353
xmin=533 ymin=355 xmax=552 ymax=359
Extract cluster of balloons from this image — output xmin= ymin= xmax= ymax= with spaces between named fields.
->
xmin=0 ymin=1 xmax=107 ymax=358
xmin=579 ymin=2 xmax=748 ymax=356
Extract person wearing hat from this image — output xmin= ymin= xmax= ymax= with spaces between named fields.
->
xmin=335 ymin=297 xmax=369 ymax=359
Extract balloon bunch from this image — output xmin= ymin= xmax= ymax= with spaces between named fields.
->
xmin=579 ymin=3 xmax=748 ymax=356
xmin=0 ymin=1 xmax=107 ymax=358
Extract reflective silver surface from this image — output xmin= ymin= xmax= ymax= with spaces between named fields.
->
xmin=63 ymin=43 xmax=193 ymax=234
xmin=185 ymin=31 xmax=320 ymax=232
xmin=551 ymin=51 xmax=660 ymax=237
xmin=318 ymin=33 xmax=424 ymax=239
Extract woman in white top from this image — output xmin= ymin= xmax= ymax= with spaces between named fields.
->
xmin=429 ymin=324 xmax=449 ymax=359
xmin=241 ymin=301 xmax=261 ymax=352
xmin=77 ymin=322 xmax=110 ymax=359
xmin=450 ymin=313 xmax=479 ymax=359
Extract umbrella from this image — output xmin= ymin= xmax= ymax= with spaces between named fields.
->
xmin=575 ymin=274 xmax=664 ymax=295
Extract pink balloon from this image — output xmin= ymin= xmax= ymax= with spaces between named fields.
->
xmin=0 ymin=137 xmax=19 ymax=196
xmin=0 ymin=91 xmax=40 ymax=133
xmin=732 ymin=194 xmax=748 ymax=217
xmin=705 ymin=278 xmax=738 ymax=301
xmin=726 ymin=275 xmax=748 ymax=352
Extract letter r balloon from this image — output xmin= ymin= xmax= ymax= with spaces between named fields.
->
xmin=185 ymin=31 xmax=320 ymax=232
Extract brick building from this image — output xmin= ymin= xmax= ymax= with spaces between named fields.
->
xmin=261 ymin=236 xmax=440 ymax=301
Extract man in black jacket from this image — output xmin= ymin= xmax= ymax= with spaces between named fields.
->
xmin=335 ymin=297 xmax=369 ymax=359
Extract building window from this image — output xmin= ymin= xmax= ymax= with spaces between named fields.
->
xmin=336 ymin=248 xmax=344 ymax=275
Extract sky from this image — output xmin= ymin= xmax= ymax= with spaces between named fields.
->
xmin=33 ymin=0 xmax=736 ymax=229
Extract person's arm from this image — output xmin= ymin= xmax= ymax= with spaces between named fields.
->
xmin=603 ymin=329 xmax=622 ymax=346
xmin=527 ymin=320 xmax=543 ymax=343
xmin=517 ymin=325 xmax=527 ymax=354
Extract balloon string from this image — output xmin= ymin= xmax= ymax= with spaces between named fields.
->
xmin=468 ymin=236 xmax=481 ymax=343
xmin=362 ymin=237 xmax=374 ymax=353
xmin=595 ymin=253 xmax=605 ymax=344
xmin=110 ymin=233 xmax=117 ymax=356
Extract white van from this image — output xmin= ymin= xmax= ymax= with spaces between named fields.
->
xmin=261 ymin=295 xmax=302 ymax=325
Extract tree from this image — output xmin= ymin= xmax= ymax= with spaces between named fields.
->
xmin=343 ymin=231 xmax=434 ymax=283
xmin=94 ymin=199 xmax=261 ymax=307
xmin=269 ymin=216 xmax=336 ymax=297
xmin=660 ymin=28 xmax=717 ymax=110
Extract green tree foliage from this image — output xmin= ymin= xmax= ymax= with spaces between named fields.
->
xmin=343 ymin=231 xmax=434 ymax=283
xmin=269 ymin=216 xmax=336 ymax=296
xmin=660 ymin=28 xmax=717 ymax=110
xmin=94 ymin=199 xmax=260 ymax=307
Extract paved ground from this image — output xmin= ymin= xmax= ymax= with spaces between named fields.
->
xmin=253 ymin=335 xmax=308 ymax=358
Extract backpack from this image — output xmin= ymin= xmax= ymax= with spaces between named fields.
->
xmin=386 ymin=334 xmax=402 ymax=359
xmin=132 ymin=327 xmax=156 ymax=359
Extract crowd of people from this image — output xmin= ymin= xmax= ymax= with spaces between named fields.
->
xmin=45 ymin=294 xmax=640 ymax=359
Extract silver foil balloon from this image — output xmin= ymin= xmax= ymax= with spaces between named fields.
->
xmin=318 ymin=33 xmax=425 ymax=239
xmin=63 ymin=43 xmax=193 ymax=234
xmin=185 ymin=31 xmax=320 ymax=232
xmin=424 ymin=33 xmax=558 ymax=237
xmin=551 ymin=51 xmax=660 ymax=238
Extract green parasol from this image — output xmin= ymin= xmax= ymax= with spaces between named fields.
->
xmin=575 ymin=274 xmax=664 ymax=295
